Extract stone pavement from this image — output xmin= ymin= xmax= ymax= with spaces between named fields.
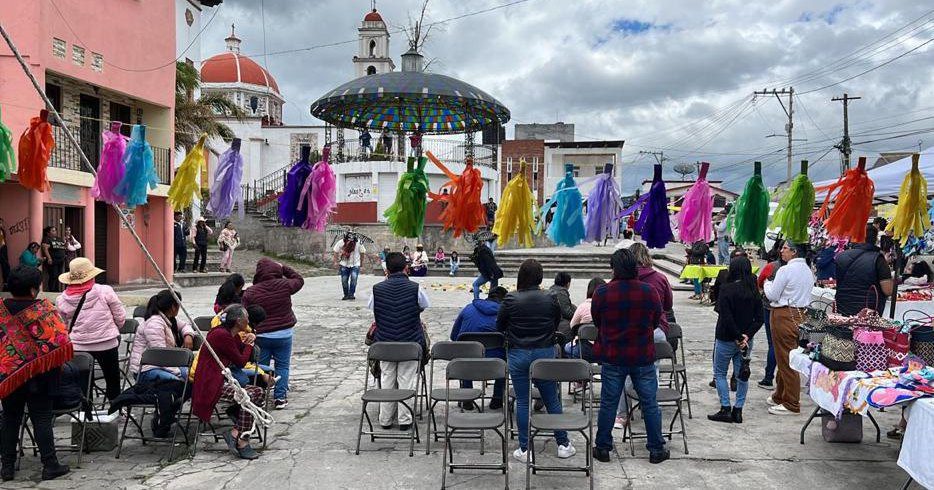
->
xmin=6 ymin=273 xmax=910 ymax=489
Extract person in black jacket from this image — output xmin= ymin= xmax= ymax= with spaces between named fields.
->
xmin=173 ymin=212 xmax=188 ymax=272
xmin=496 ymin=259 xmax=576 ymax=462
xmin=191 ymin=218 xmax=213 ymax=273
xmin=834 ymin=224 xmax=893 ymax=316
xmin=471 ymin=241 xmax=503 ymax=300
xmin=548 ymin=272 xmax=576 ymax=342
xmin=708 ymin=256 xmax=763 ymax=424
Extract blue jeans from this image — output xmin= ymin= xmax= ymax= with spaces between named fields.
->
xmin=717 ymin=236 xmax=730 ymax=265
xmin=598 ymin=363 xmax=665 ymax=454
xmin=714 ymin=339 xmax=752 ymax=408
xmin=137 ymin=367 xmax=188 ymax=385
xmin=692 ymin=279 xmax=702 ymax=295
xmin=340 ymin=266 xmax=360 ymax=298
xmin=472 ymin=274 xmax=498 ymax=300
xmin=508 ymin=347 xmax=569 ymax=451
xmin=762 ymin=308 xmax=776 ymax=383
xmin=231 ymin=364 xmax=273 ymax=387
xmin=256 ymin=335 xmax=292 ymax=400
xmin=449 ymin=263 xmax=459 ymax=276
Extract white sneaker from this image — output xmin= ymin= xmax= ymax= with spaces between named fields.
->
xmin=767 ymin=396 xmax=776 ymax=406
xmin=513 ymin=447 xmax=529 ymax=462
xmin=768 ymin=405 xmax=799 ymax=416
xmin=614 ymin=416 xmax=628 ymax=429
xmin=557 ymin=443 xmax=577 ymax=459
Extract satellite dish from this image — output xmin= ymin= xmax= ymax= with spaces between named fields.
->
xmin=673 ymin=163 xmax=695 ymax=179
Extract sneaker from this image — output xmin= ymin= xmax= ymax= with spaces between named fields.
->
xmin=768 ymin=405 xmax=799 ymax=416
xmin=341 ymin=296 xmax=349 ymax=301
xmin=348 ymin=295 xmax=356 ymax=301
xmin=222 ymin=430 xmax=240 ymax=457
xmin=237 ymin=444 xmax=260 ymax=460
xmin=649 ymin=449 xmax=670 ymax=464
xmin=766 ymin=396 xmax=776 ymax=406
xmin=40 ymin=462 xmax=70 ymax=481
xmin=399 ymin=424 xmax=411 ymax=432
xmin=513 ymin=447 xmax=529 ymax=462
xmin=557 ymin=443 xmax=576 ymax=459
xmin=274 ymin=399 xmax=289 ymax=410
xmin=593 ymin=447 xmax=611 ymax=463
xmin=614 ymin=416 xmax=628 ymax=429
xmin=757 ymin=379 xmax=774 ymax=389
xmin=488 ymin=399 xmax=503 ymax=411
xmin=731 ymin=407 xmax=743 ymax=424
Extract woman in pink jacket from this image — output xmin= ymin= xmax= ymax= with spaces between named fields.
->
xmin=128 ymin=289 xmax=195 ymax=384
xmin=56 ymin=258 xmax=125 ymax=401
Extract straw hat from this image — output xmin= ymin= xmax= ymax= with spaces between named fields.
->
xmin=59 ymin=257 xmax=105 ymax=285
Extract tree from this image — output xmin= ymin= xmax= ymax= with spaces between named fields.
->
xmin=174 ymin=61 xmax=244 ymax=151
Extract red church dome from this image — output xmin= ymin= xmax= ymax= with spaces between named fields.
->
xmin=201 ymin=52 xmax=280 ymax=94
xmin=364 ymin=9 xmax=383 ymax=22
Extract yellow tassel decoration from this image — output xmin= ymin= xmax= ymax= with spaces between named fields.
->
xmin=890 ymin=154 xmax=929 ymax=240
xmin=492 ymin=158 xmax=536 ymax=248
xmin=168 ymin=134 xmax=207 ymax=210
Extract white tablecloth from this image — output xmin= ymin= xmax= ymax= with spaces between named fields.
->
xmin=899 ymin=398 xmax=934 ymax=489
xmin=810 ymin=287 xmax=934 ymax=320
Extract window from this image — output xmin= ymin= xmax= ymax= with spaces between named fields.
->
xmin=52 ymin=38 xmax=66 ymax=59
xmin=573 ymin=165 xmax=581 ymax=177
xmin=369 ymin=40 xmax=377 ymax=57
xmin=72 ymin=45 xmax=85 ymax=66
xmin=366 ymin=65 xmax=377 ymax=76
xmin=45 ymin=83 xmax=62 ymax=126
xmin=91 ymin=53 xmax=103 ymax=72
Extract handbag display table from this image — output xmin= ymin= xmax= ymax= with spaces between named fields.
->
xmin=810 ymin=286 xmax=934 ymax=319
xmin=898 ymin=398 xmax=934 ymax=490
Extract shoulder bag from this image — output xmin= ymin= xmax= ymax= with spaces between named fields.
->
xmin=68 ymin=291 xmax=90 ymax=333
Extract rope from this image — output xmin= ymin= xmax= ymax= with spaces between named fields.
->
xmin=0 ymin=22 xmax=274 ymax=430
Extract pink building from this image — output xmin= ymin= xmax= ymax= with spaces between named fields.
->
xmin=0 ymin=0 xmax=177 ymax=285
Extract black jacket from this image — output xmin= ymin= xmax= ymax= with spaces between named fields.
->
xmin=173 ymin=221 xmax=188 ymax=247
xmin=547 ymin=284 xmax=576 ymax=337
xmin=472 ymin=245 xmax=503 ymax=280
xmin=835 ymin=244 xmax=891 ymax=316
xmin=714 ymin=282 xmax=763 ymax=342
xmin=496 ymin=288 xmax=560 ymax=349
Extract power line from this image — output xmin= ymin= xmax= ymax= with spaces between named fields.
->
xmin=798 ymin=36 xmax=934 ymax=94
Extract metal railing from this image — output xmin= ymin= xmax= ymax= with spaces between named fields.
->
xmin=335 ymin=138 xmax=497 ymax=169
xmin=49 ymin=125 xmax=172 ymax=184
xmin=242 ymin=164 xmax=289 ymax=222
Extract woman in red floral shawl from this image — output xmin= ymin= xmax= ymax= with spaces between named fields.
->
xmin=0 ymin=266 xmax=72 ymax=482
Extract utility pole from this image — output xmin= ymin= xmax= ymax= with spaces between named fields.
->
xmin=832 ymin=93 xmax=861 ymax=172
xmin=638 ymin=150 xmax=668 ymax=166
xmin=753 ymin=87 xmax=794 ymax=182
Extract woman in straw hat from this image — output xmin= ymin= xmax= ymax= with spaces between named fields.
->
xmin=55 ymin=257 xmax=126 ymax=402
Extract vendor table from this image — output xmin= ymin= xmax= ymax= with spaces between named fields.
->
xmin=810 ymin=286 xmax=934 ymax=320
xmin=898 ymin=398 xmax=934 ymax=490
xmin=680 ymin=264 xmax=759 ymax=280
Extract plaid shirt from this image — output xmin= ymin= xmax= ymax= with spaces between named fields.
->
xmin=591 ymin=279 xmax=662 ymax=367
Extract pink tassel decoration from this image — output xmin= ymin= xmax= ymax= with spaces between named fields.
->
xmin=91 ymin=122 xmax=127 ymax=205
xmin=298 ymin=146 xmax=337 ymax=231
xmin=676 ymin=162 xmax=714 ymax=243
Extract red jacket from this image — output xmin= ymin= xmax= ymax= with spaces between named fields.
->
xmin=191 ymin=327 xmax=252 ymax=421
xmin=241 ymin=258 xmax=304 ymax=334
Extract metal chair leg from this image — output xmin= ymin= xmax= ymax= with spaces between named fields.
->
xmin=354 ymin=402 xmax=367 ymax=455
xmin=115 ymin=408 xmax=133 ymax=459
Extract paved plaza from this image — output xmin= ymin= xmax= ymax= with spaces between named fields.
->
xmin=7 ymin=273 xmax=910 ymax=489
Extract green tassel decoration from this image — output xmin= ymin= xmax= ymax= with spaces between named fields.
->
xmin=733 ymin=161 xmax=770 ymax=247
xmin=770 ymin=160 xmax=815 ymax=243
xmin=0 ymin=105 xmax=15 ymax=182
xmin=384 ymin=156 xmax=430 ymax=238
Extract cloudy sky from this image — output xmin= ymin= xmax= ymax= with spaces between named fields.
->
xmin=196 ymin=0 xmax=934 ymax=192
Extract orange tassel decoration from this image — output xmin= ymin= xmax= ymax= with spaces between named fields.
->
xmin=17 ymin=109 xmax=54 ymax=192
xmin=426 ymin=151 xmax=486 ymax=237
xmin=816 ymin=156 xmax=875 ymax=243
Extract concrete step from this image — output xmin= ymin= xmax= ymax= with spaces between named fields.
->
xmin=174 ymin=271 xmax=228 ymax=288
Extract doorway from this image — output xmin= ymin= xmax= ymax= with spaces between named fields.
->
xmin=79 ymin=94 xmax=101 ymax=168
xmin=94 ymin=202 xmax=109 ymax=284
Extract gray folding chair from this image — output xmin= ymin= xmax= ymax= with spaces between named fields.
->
xmin=658 ymin=322 xmax=692 ymax=418
xmin=355 ymin=342 xmax=422 ymax=457
xmin=116 ymin=318 xmax=139 ymax=391
xmin=456 ymin=332 xmax=507 ymax=405
xmin=426 ymin=341 xmax=485 ymax=455
xmin=441 ymin=358 xmax=508 ymax=490
xmin=527 ymin=359 xmax=594 ymax=490
xmin=573 ymin=324 xmax=600 ymax=409
xmin=116 ymin=347 xmax=194 ymax=461
xmin=193 ymin=316 xmax=214 ymax=332
xmin=132 ymin=305 xmax=147 ymax=319
xmin=622 ymin=341 xmax=688 ymax=456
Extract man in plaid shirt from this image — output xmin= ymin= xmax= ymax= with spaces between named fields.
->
xmin=591 ymin=248 xmax=669 ymax=464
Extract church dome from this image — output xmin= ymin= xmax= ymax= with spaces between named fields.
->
xmin=363 ymin=9 xmax=383 ymax=22
xmin=200 ymin=27 xmax=280 ymax=94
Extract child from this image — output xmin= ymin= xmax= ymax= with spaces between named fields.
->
xmin=434 ymin=247 xmax=446 ymax=267
xmin=449 ymin=251 xmax=460 ymax=277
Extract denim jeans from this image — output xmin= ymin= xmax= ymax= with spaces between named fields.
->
xmin=598 ymin=363 xmax=665 ymax=454
xmin=714 ymin=339 xmax=752 ymax=408
xmin=472 ymin=274 xmax=498 ymax=300
xmin=692 ymin=279 xmax=702 ymax=295
xmin=340 ymin=266 xmax=360 ymax=298
xmin=717 ymin=236 xmax=730 ymax=265
xmin=257 ymin=335 xmax=293 ymax=400
xmin=449 ymin=262 xmax=459 ymax=276
xmin=762 ymin=309 xmax=776 ymax=383
xmin=618 ymin=329 xmax=666 ymax=416
xmin=508 ymin=347 xmax=569 ymax=451
xmin=137 ymin=367 xmax=188 ymax=385
xmin=231 ymin=364 xmax=273 ymax=387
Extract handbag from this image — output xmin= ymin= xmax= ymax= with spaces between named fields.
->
xmin=365 ymin=321 xmax=378 ymax=346
xmin=820 ymin=325 xmax=856 ymax=371
xmin=910 ymin=325 xmax=934 ymax=366
xmin=854 ymin=328 xmax=886 ymax=372
xmin=882 ymin=327 xmax=911 ymax=367
xmin=799 ymin=300 xmax=831 ymax=348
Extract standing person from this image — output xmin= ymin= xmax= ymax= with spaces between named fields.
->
xmin=763 ymin=241 xmax=814 ymax=416
xmin=687 ymin=239 xmax=709 ymax=300
xmin=409 ymin=244 xmax=429 ymax=277
xmin=0 ymin=266 xmax=72 ymax=482
xmin=548 ymin=272 xmax=576 ymax=342
xmin=833 ymin=224 xmax=893 ymax=316
xmin=333 ymin=233 xmax=366 ymax=301
xmin=708 ymin=256 xmax=762 ymax=424
xmin=56 ymin=258 xmax=125 ymax=402
xmin=630 ymin=243 xmax=673 ymax=338
xmin=191 ymin=218 xmax=213 ymax=273
xmin=451 ymin=286 xmax=508 ymax=410
xmin=241 ymin=258 xmax=305 ymax=409
xmin=381 ymin=131 xmax=393 ymax=157
xmin=448 ymin=251 xmax=460 ymax=277
xmin=368 ymin=252 xmax=430 ymax=431
xmin=62 ymin=227 xmax=81 ymax=267
xmin=708 ymin=248 xmax=748 ymax=390
xmin=485 ymin=198 xmax=497 ymax=227
xmin=379 ymin=247 xmax=390 ymax=275
xmin=471 ymin=240 xmax=503 ymax=300
xmin=434 ymin=247 xmax=446 ymax=268
xmin=41 ymin=226 xmax=66 ymax=292
xmin=217 ymin=221 xmax=240 ymax=273
xmin=591 ymin=249 xmax=669 ymax=464
xmin=756 ymin=240 xmax=784 ymax=390
xmin=0 ymin=218 xmax=10 ymax=291
xmin=497 ymin=259 xmax=576 ymax=461
xmin=214 ymin=273 xmax=245 ymax=313
xmin=129 ymin=290 xmax=195 ymax=383
xmin=19 ymin=242 xmax=41 ymax=269
xmin=359 ymin=129 xmax=372 ymax=156
xmin=716 ymin=206 xmax=732 ymax=265
xmin=173 ymin=212 xmax=188 ymax=272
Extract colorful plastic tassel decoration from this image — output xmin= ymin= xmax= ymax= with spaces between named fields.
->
xmin=168 ymin=134 xmax=207 ymax=210
xmin=676 ymin=162 xmax=713 ymax=244
xmin=732 ymin=161 xmax=770 ymax=247
xmin=817 ymin=157 xmax=874 ymax=243
xmin=0 ymin=105 xmax=16 ymax=182
xmin=17 ymin=109 xmax=54 ymax=192
xmin=208 ymin=138 xmax=245 ymax=220
xmin=585 ymin=163 xmax=623 ymax=243
xmin=91 ymin=122 xmax=127 ymax=205
xmin=298 ymin=146 xmax=337 ymax=232
xmin=770 ymin=160 xmax=815 ymax=243
xmin=493 ymin=158 xmax=536 ymax=248
xmin=635 ymin=164 xmax=673 ymax=248
xmin=889 ymin=154 xmax=929 ymax=240
xmin=385 ymin=156 xmax=430 ymax=238
xmin=426 ymin=151 xmax=486 ymax=238
xmin=539 ymin=163 xmax=585 ymax=247
xmin=278 ymin=146 xmax=313 ymax=227
xmin=114 ymin=125 xmax=157 ymax=208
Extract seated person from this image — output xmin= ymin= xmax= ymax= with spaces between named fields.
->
xmin=409 ymin=245 xmax=430 ymax=277
xmin=563 ymin=278 xmax=606 ymax=361
xmin=451 ymin=287 xmax=508 ymax=410
xmin=128 ymin=290 xmax=195 ymax=384
xmin=902 ymin=259 xmax=933 ymax=286
xmin=189 ymin=305 xmax=274 ymax=388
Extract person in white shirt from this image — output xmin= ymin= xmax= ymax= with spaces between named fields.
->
xmin=409 ymin=244 xmax=429 ymax=277
xmin=614 ymin=229 xmax=636 ymax=250
xmin=333 ymin=233 xmax=366 ymax=300
xmin=763 ymin=241 xmax=814 ymax=416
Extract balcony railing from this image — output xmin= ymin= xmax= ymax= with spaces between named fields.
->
xmin=49 ymin=125 xmax=172 ymax=184
xmin=333 ymin=138 xmax=497 ymax=169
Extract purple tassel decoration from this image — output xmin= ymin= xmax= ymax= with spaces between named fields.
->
xmin=278 ymin=145 xmax=313 ymax=227
xmin=584 ymin=163 xmax=622 ymax=243
xmin=208 ymin=138 xmax=244 ymax=220
xmin=635 ymin=164 xmax=672 ymax=249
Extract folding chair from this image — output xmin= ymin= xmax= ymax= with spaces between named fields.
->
xmin=658 ymin=322 xmax=692 ymax=418
xmin=354 ymin=342 xmax=422 ymax=457
xmin=622 ymin=341 xmax=688 ymax=456
xmin=193 ymin=316 xmax=214 ymax=332
xmin=132 ymin=305 xmax=147 ymax=319
xmin=527 ymin=359 xmax=594 ymax=490
xmin=572 ymin=324 xmax=600 ymax=409
xmin=426 ymin=341 xmax=485 ymax=455
xmin=441 ymin=358 xmax=508 ymax=490
xmin=116 ymin=347 xmax=194 ymax=461
xmin=455 ymin=332 xmax=507 ymax=405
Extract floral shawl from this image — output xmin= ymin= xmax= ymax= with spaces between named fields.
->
xmin=0 ymin=299 xmax=73 ymax=398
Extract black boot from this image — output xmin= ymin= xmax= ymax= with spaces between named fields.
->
xmin=1 ymin=460 xmax=14 ymax=482
xmin=41 ymin=461 xmax=69 ymax=481
xmin=731 ymin=407 xmax=743 ymax=424
xmin=707 ymin=406 xmax=733 ymax=423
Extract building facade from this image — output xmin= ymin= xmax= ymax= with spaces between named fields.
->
xmin=543 ymin=140 xmax=625 ymax=198
xmin=515 ymin=122 xmax=575 ymax=142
